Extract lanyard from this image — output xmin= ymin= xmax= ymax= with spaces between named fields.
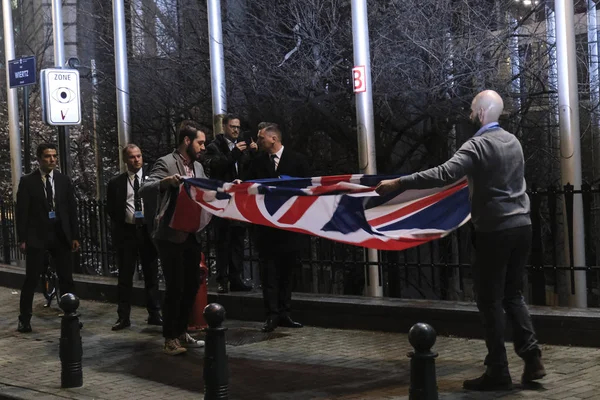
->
xmin=473 ymin=122 xmax=500 ymax=137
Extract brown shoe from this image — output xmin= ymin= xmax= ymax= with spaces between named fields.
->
xmin=522 ymin=355 xmax=546 ymax=383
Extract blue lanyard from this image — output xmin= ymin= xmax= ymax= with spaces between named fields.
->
xmin=473 ymin=122 xmax=500 ymax=137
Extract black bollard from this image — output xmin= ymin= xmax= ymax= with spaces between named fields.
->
xmin=203 ymin=303 xmax=228 ymax=400
xmin=407 ymin=322 xmax=438 ymax=400
xmin=59 ymin=293 xmax=83 ymax=388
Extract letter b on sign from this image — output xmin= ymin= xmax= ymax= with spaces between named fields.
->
xmin=352 ymin=66 xmax=366 ymax=93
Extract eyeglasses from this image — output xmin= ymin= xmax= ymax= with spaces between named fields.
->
xmin=229 ymin=125 xmax=241 ymax=130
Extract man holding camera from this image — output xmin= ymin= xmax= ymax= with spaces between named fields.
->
xmin=205 ymin=114 xmax=254 ymax=293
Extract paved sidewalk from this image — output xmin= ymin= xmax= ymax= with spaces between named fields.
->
xmin=0 ymin=286 xmax=598 ymax=400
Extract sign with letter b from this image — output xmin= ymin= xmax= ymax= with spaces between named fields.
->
xmin=352 ymin=66 xmax=366 ymax=93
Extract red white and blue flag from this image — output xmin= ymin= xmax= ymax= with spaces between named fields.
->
xmin=169 ymin=175 xmax=471 ymax=251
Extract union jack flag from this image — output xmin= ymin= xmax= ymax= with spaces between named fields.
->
xmin=169 ymin=175 xmax=471 ymax=251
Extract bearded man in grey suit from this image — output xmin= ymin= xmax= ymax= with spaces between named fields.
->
xmin=139 ymin=120 xmax=208 ymax=355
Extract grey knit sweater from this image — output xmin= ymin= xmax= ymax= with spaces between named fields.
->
xmin=401 ymin=126 xmax=531 ymax=232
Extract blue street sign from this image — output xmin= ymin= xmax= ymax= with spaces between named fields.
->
xmin=8 ymin=56 xmax=37 ymax=88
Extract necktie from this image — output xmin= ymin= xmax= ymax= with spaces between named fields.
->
xmin=45 ymin=174 xmax=53 ymax=210
xmin=270 ymin=154 xmax=278 ymax=172
xmin=133 ymin=175 xmax=142 ymax=212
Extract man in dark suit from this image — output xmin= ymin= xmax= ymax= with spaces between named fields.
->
xmin=16 ymin=143 xmax=80 ymax=333
xmin=243 ymin=123 xmax=311 ymax=332
xmin=139 ymin=120 xmax=208 ymax=355
xmin=205 ymin=114 xmax=253 ymax=293
xmin=106 ymin=144 xmax=162 ymax=331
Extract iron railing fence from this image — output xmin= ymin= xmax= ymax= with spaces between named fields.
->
xmin=1 ymin=184 xmax=599 ymax=306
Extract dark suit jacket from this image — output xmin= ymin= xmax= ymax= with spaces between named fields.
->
xmin=16 ymin=169 xmax=79 ymax=249
xmin=106 ymin=166 xmax=156 ymax=244
xmin=205 ymin=134 xmax=248 ymax=181
xmin=243 ymin=148 xmax=312 ymax=254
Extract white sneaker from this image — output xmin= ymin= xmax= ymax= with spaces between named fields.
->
xmin=179 ymin=332 xmax=205 ymax=348
xmin=163 ymin=338 xmax=187 ymax=355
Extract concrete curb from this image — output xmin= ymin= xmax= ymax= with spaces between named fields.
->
xmin=1 ymin=264 xmax=600 ymax=347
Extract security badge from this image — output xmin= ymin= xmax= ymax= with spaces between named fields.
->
xmin=134 ymin=210 xmax=144 ymax=219
xmin=49 ymin=211 xmax=56 ymax=220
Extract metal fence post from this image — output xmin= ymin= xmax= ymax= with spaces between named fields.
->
xmin=530 ymin=185 xmax=545 ymax=305
xmin=0 ymin=199 xmax=11 ymax=264
xmin=563 ymin=183 xmax=575 ymax=294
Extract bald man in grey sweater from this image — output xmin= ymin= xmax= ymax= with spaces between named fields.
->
xmin=377 ymin=90 xmax=545 ymax=391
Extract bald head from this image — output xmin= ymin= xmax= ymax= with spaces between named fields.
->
xmin=470 ymin=90 xmax=504 ymax=126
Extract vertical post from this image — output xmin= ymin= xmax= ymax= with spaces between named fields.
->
xmin=51 ymin=0 xmax=70 ymax=176
xmin=203 ymin=303 xmax=229 ymax=399
xmin=555 ymin=0 xmax=587 ymax=308
xmin=3 ymin=0 xmax=23 ymax=201
xmin=113 ymin=0 xmax=131 ymax=171
xmin=207 ymin=0 xmax=227 ymax=133
xmin=91 ymin=59 xmax=104 ymax=200
xmin=350 ymin=0 xmax=381 ymax=297
xmin=587 ymin=0 xmax=600 ymax=181
xmin=23 ymin=86 xmax=31 ymax=174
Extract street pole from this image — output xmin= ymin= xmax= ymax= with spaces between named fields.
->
xmin=350 ymin=0 xmax=382 ymax=297
xmin=555 ymin=0 xmax=587 ymax=308
xmin=587 ymin=0 xmax=600 ymax=181
xmin=23 ymin=86 xmax=31 ymax=174
xmin=113 ymin=0 xmax=131 ymax=171
xmin=3 ymin=0 xmax=23 ymax=200
xmin=51 ymin=0 xmax=70 ymax=176
xmin=207 ymin=0 xmax=227 ymax=134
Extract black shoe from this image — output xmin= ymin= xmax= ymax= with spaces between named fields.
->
xmin=216 ymin=284 xmax=228 ymax=294
xmin=230 ymin=281 xmax=252 ymax=292
xmin=279 ymin=316 xmax=303 ymax=328
xmin=111 ymin=319 xmax=131 ymax=331
xmin=463 ymin=372 xmax=512 ymax=391
xmin=147 ymin=313 xmax=163 ymax=326
xmin=17 ymin=320 xmax=32 ymax=333
xmin=522 ymin=354 xmax=546 ymax=383
xmin=261 ymin=317 xmax=278 ymax=333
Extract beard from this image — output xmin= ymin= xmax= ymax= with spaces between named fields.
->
xmin=186 ymin=143 xmax=205 ymax=163
xmin=472 ymin=114 xmax=482 ymax=128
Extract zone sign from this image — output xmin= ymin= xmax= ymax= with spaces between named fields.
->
xmin=41 ymin=68 xmax=82 ymax=126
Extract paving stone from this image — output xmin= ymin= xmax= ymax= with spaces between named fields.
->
xmin=0 ymin=287 xmax=597 ymax=399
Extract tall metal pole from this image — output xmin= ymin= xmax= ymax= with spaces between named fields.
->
xmin=587 ymin=0 xmax=600 ymax=181
xmin=351 ymin=0 xmax=382 ymax=297
xmin=207 ymin=0 xmax=227 ymax=134
xmin=113 ymin=0 xmax=131 ymax=171
xmin=23 ymin=86 xmax=31 ymax=174
xmin=555 ymin=0 xmax=587 ymax=308
xmin=51 ymin=0 xmax=70 ymax=176
xmin=3 ymin=0 xmax=23 ymax=200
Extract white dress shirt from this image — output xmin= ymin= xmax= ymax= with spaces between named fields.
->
xmin=272 ymin=146 xmax=284 ymax=171
xmin=125 ymin=169 xmax=144 ymax=224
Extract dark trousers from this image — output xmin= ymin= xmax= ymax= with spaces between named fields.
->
xmin=155 ymin=236 xmax=201 ymax=339
xmin=115 ymin=224 xmax=160 ymax=320
xmin=214 ymin=218 xmax=246 ymax=285
xmin=473 ymin=224 xmax=539 ymax=371
xmin=260 ymin=252 xmax=296 ymax=318
xmin=19 ymin=224 xmax=74 ymax=323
